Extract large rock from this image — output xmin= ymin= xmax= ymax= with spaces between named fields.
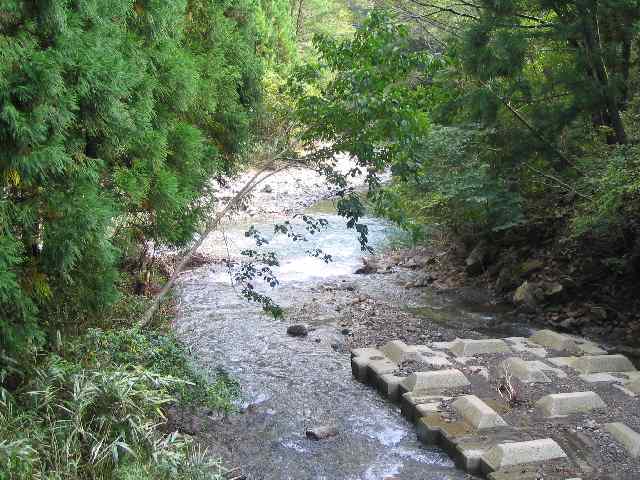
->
xmin=513 ymin=281 xmax=541 ymax=307
xmin=287 ymin=324 xmax=309 ymax=337
xmin=306 ymin=425 xmax=338 ymax=440
xmin=465 ymin=241 xmax=491 ymax=276
xmin=480 ymin=438 xmax=567 ymax=471
xmin=536 ymin=391 xmax=606 ymax=417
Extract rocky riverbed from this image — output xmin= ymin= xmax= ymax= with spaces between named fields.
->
xmin=170 ymin=158 xmax=639 ymax=479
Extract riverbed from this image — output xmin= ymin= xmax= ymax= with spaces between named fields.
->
xmin=173 ymin=166 xmax=525 ymax=479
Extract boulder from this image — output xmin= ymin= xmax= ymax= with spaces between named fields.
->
xmin=465 ymin=241 xmax=491 ymax=276
xmin=519 ymin=259 xmax=544 ymax=277
xmin=513 ymin=281 xmax=541 ymax=307
xmin=287 ymin=324 xmax=308 ymax=337
xmin=305 ymin=425 xmax=339 ymax=440
xmin=261 ymin=184 xmax=273 ymax=193
xmin=355 ymin=257 xmax=378 ymax=274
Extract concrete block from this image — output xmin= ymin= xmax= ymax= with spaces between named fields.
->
xmin=526 ymin=360 xmax=567 ymax=378
xmin=480 ymin=438 xmax=567 ymax=471
xmin=452 ymin=395 xmax=508 ymax=430
xmin=613 ymin=384 xmax=637 ymax=397
xmin=351 ymin=356 xmax=369 ymax=381
xmin=381 ymin=340 xmax=420 ymax=363
xmin=530 ymin=329 xmax=577 ymax=352
xmin=625 ymin=378 xmax=640 ymax=394
xmin=401 ymin=393 xmax=450 ymax=421
xmin=570 ymin=354 xmax=636 ymax=374
xmin=351 ymin=348 xmax=386 ymax=381
xmin=535 ymin=391 xmax=606 ymax=417
xmin=449 ymin=338 xmax=511 ymax=357
xmin=575 ymin=341 xmax=607 ymax=355
xmin=455 ymin=443 xmax=487 ymax=473
xmin=505 ymin=337 xmax=547 ymax=358
xmin=415 ymin=402 xmax=442 ymax=417
xmin=378 ymin=374 xmax=403 ymax=401
xmin=579 ymin=372 xmax=622 ymax=383
xmin=605 ymin=422 xmax=640 ymax=458
xmin=401 ymin=369 xmax=470 ymax=394
xmin=366 ymin=357 xmax=397 ymax=384
xmin=548 ymin=356 xmax=577 ymax=368
xmin=500 ymin=357 xmax=551 ymax=383
xmin=431 ymin=341 xmax=454 ymax=350
xmin=351 ymin=347 xmax=384 ymax=358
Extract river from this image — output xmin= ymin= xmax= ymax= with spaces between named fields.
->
xmin=175 ymin=198 xmax=482 ymax=480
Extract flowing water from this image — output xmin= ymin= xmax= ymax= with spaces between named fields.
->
xmin=175 ymin=201 xmax=489 ymax=480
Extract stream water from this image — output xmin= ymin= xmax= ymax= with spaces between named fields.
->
xmin=175 ymin=201 xmax=477 ymax=480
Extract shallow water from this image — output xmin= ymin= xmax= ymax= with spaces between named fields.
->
xmin=175 ymin=204 xmax=471 ymax=480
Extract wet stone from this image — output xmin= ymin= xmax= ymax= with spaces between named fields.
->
xmin=480 ymin=438 xmax=567 ymax=472
xmin=605 ymin=422 xmax=640 ymax=458
xmin=535 ymin=391 xmax=606 ymax=417
xmin=449 ymin=338 xmax=511 ymax=357
xmin=451 ymin=395 xmax=508 ymax=430
xmin=570 ymin=354 xmax=636 ymax=374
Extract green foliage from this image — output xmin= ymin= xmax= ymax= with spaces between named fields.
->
xmin=0 ymin=0 xmax=298 ymax=358
xmin=0 ymin=328 xmax=237 ymax=480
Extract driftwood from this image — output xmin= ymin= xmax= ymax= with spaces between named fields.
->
xmin=138 ymin=161 xmax=293 ymax=327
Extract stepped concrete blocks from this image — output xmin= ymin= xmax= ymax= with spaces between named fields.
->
xmin=400 ymin=369 xmax=470 ymax=394
xmin=415 ymin=402 xmax=442 ymax=417
xmin=351 ymin=356 xmax=369 ymax=381
xmin=535 ymin=391 xmax=606 ymax=417
xmin=625 ymin=378 xmax=640 ymax=394
xmin=416 ymin=414 xmax=474 ymax=445
xmin=570 ymin=354 xmax=636 ymax=374
xmin=575 ymin=341 xmax=607 ymax=355
xmin=500 ymin=357 xmax=551 ymax=383
xmin=530 ymin=329 xmax=577 ymax=352
xmin=401 ymin=392 xmax=450 ymax=421
xmin=455 ymin=443 xmax=487 ymax=473
xmin=381 ymin=340 xmax=421 ymax=363
xmin=452 ymin=395 xmax=508 ymax=430
xmin=351 ymin=347 xmax=384 ymax=359
xmin=505 ymin=337 xmax=547 ymax=358
xmin=350 ymin=348 xmax=385 ymax=381
xmin=366 ymin=357 xmax=397 ymax=384
xmin=480 ymin=438 xmax=567 ymax=472
xmin=604 ymin=422 xmax=640 ymax=458
xmin=548 ymin=356 xmax=577 ymax=368
xmin=579 ymin=372 xmax=622 ymax=383
xmin=526 ymin=360 xmax=567 ymax=378
xmin=449 ymin=338 xmax=511 ymax=357
xmin=378 ymin=374 xmax=403 ymax=401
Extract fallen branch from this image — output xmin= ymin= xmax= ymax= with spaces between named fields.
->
xmin=138 ymin=160 xmax=296 ymax=327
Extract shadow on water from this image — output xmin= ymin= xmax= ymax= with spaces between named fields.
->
xmin=176 ymin=201 xmax=498 ymax=479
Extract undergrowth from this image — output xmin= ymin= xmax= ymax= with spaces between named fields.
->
xmin=0 ymin=292 xmax=239 ymax=480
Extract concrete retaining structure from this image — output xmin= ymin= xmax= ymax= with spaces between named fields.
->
xmin=535 ymin=391 xmax=606 ymax=417
xmin=451 ymin=395 xmax=507 ymax=429
xmin=350 ymin=329 xmax=639 ymax=479
xmin=480 ymin=438 xmax=567 ymax=472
